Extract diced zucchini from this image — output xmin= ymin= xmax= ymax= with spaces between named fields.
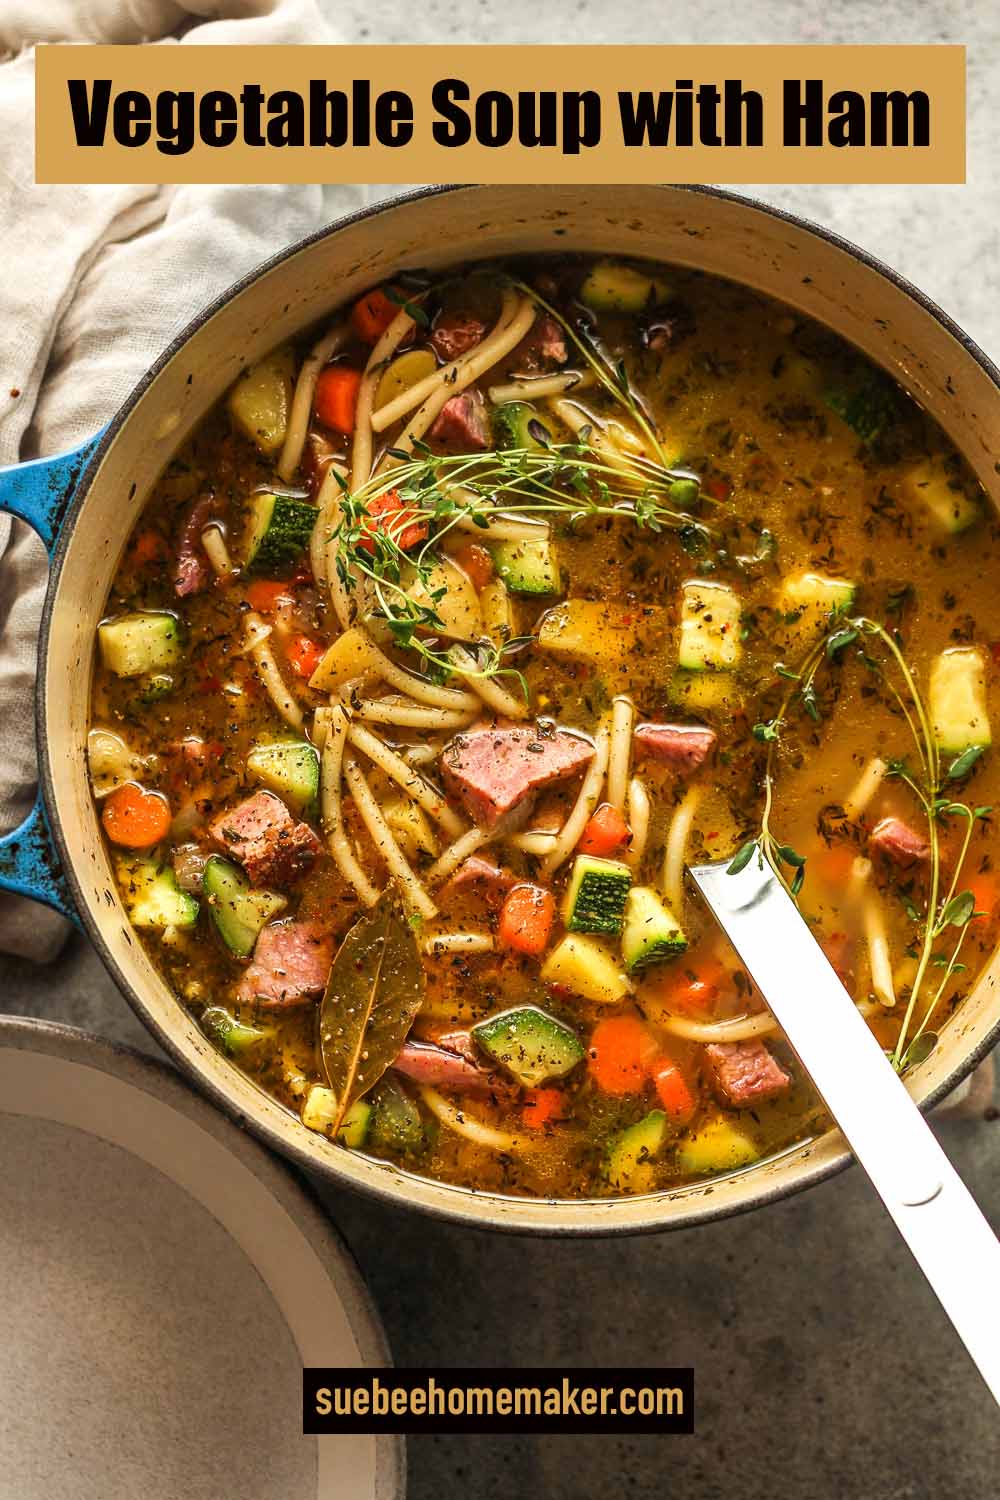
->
xmin=200 ymin=1005 xmax=271 ymax=1057
xmin=98 ymin=612 xmax=183 ymax=678
xmin=136 ymin=672 xmax=176 ymax=704
xmin=491 ymin=536 xmax=561 ymax=595
xmin=202 ymin=855 xmax=287 ymax=959
xmin=369 ymin=1076 xmax=425 ymax=1155
xmin=228 ymin=347 xmax=295 ymax=455
xmin=374 ymin=348 xmax=437 ymax=412
xmin=88 ymin=728 xmax=151 ymax=798
xmin=621 ymin=887 xmax=687 ymax=973
xmin=308 ymin=626 xmax=379 ymax=692
xmin=668 ymin=669 xmax=740 ymax=713
xmin=472 ymin=1006 xmax=585 ymax=1087
xmin=405 ymin=558 xmax=483 ymax=639
xmin=246 ymin=739 xmax=320 ymax=814
xmin=384 ymin=798 xmax=439 ymax=859
xmin=929 ymin=647 xmax=992 ymax=755
xmin=824 ymin=372 xmax=897 ymax=444
xmin=245 ymin=492 xmax=317 ymax=572
xmin=676 ymin=1115 xmax=759 ymax=1177
xmin=301 ymin=1086 xmax=373 ymax=1146
xmin=540 ymin=933 xmax=630 ymax=1005
xmin=901 ymin=458 xmax=980 ymax=534
xmin=605 ymin=1110 xmax=668 ymax=1192
xmin=562 ymin=854 xmax=632 ymax=935
xmin=678 ymin=580 xmax=742 ymax=671
xmin=492 ymin=402 xmax=555 ymax=451
xmin=116 ymin=857 xmax=199 ymax=931
xmin=775 ymin=572 xmax=856 ymax=645
xmin=580 ymin=259 xmax=670 ymax=314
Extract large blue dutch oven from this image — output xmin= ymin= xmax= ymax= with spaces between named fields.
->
xmin=2 ymin=183 xmax=998 ymax=1233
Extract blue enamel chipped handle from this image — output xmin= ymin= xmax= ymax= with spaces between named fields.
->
xmin=0 ymin=433 xmax=106 ymax=924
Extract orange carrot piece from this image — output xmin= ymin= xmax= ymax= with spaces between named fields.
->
xmin=351 ymin=287 xmax=400 ymax=344
xmin=521 ymin=1087 xmax=566 ymax=1129
xmin=498 ymin=883 xmax=554 ymax=956
xmin=967 ymin=872 xmax=999 ymax=925
xmin=453 ymin=541 xmax=494 ymax=592
xmin=356 ymin=490 xmax=429 ymax=555
xmin=286 ymin=634 xmax=326 ymax=680
xmin=816 ymin=844 xmax=856 ymax=887
xmin=587 ymin=1015 xmax=658 ymax=1096
xmin=246 ymin=579 xmax=292 ymax=614
xmin=650 ymin=1056 xmax=698 ymax=1124
xmin=578 ymin=802 xmax=631 ymax=857
xmin=102 ymin=784 xmax=171 ymax=849
xmin=314 ymin=366 xmax=363 ymax=435
xmin=130 ymin=529 xmax=167 ymax=565
xmin=646 ymin=956 xmax=727 ymax=1018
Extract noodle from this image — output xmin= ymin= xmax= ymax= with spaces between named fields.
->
xmin=243 ymin=611 xmax=303 ymax=730
xmin=380 ymin=293 xmax=537 ymax=466
xmin=625 ymin=776 xmax=650 ymax=869
xmin=487 ymin=370 xmax=594 ymax=405
xmin=842 ymin=757 xmax=888 ymax=822
xmin=360 ymin=633 xmax=481 ymax=713
xmin=200 ymin=524 xmax=232 ymax=579
xmin=277 ymin=320 xmax=349 ymax=482
xmin=346 ymin=720 xmax=465 ymax=836
xmin=662 ymin=785 xmax=702 ymax=915
xmin=540 ymin=718 xmax=610 ymax=879
xmin=350 ymin=306 xmax=418 ymax=490
xmin=506 ymin=831 xmax=558 ymax=857
xmin=426 ymin=825 xmax=492 ymax=886
xmin=344 ymin=755 xmax=437 ymax=920
xmin=309 ymin=461 xmax=348 ymax=591
xmin=449 ymin=643 xmax=528 ymax=721
xmin=370 ymin=290 xmax=520 ymax=434
xmin=318 ymin=706 xmax=379 ymax=906
xmin=419 ymin=1086 xmax=520 ymax=1153
xmin=354 ymin=696 xmax=476 ymax=731
xmin=423 ymin=932 xmax=495 ymax=956
xmin=850 ymin=856 xmax=895 ymax=1007
xmin=661 ymin=1011 xmax=778 ymax=1044
xmin=452 ymin=512 xmax=550 ymax=543
xmin=606 ymin=694 xmax=635 ymax=813
xmin=547 ymin=396 xmax=648 ymax=479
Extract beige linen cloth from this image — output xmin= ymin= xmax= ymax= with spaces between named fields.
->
xmin=0 ymin=0 xmax=372 ymax=959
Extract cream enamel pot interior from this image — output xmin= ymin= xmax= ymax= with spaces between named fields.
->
xmin=4 ymin=183 xmax=999 ymax=1234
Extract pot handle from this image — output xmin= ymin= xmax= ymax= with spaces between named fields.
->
xmin=0 ymin=433 xmax=107 ymax=924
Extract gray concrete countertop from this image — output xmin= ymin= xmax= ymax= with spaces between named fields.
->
xmin=4 ymin=4 xmax=1000 ymax=1495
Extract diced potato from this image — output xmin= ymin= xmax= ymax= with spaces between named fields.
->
xmin=405 ymin=559 xmax=483 ymax=640
xmin=228 ymin=347 xmax=295 ymax=456
xmin=678 ymin=580 xmax=742 ymax=671
xmin=930 ymin=647 xmax=992 ymax=755
xmin=375 ymin=349 xmax=437 ymax=411
xmin=540 ymin=934 xmax=630 ymax=1005
xmin=308 ymin=627 xmax=379 ymax=692
xmin=900 ymin=457 xmax=980 ymax=534
xmin=537 ymin=599 xmax=669 ymax=688
xmin=87 ymin=728 xmax=153 ymax=798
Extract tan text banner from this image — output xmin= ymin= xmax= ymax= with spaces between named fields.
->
xmin=36 ymin=45 xmax=965 ymax=185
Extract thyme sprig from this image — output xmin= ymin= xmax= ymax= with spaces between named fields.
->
xmin=331 ymin=441 xmax=711 ymax=692
xmin=728 ymin=613 xmax=990 ymax=1072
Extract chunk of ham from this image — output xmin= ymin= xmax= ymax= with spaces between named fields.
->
xmin=430 ymin=312 xmax=487 ymax=362
xmin=174 ymin=493 xmax=217 ymax=598
xmin=392 ymin=1035 xmax=501 ymax=1097
xmin=869 ymin=816 xmax=930 ymax=866
xmin=237 ymin=921 xmax=332 ymax=1007
xmin=704 ymin=1039 xmax=791 ymax=1108
xmin=439 ymin=855 xmax=518 ymax=905
xmin=441 ymin=724 xmax=595 ymax=827
xmin=430 ymin=390 xmax=489 ymax=451
xmin=517 ymin=314 xmax=567 ymax=369
xmin=634 ymin=722 xmax=717 ymax=772
xmin=210 ymin=791 xmax=320 ymax=888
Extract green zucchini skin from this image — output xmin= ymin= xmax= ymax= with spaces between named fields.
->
xmin=202 ymin=855 xmax=286 ymax=958
xmin=491 ymin=536 xmax=561 ymax=595
xmin=245 ymin=492 xmax=316 ymax=572
xmin=472 ymin=1006 xmax=585 ymax=1087
xmin=562 ymin=855 xmax=633 ymax=935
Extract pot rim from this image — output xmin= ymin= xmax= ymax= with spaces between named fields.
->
xmin=38 ymin=183 xmax=1000 ymax=1236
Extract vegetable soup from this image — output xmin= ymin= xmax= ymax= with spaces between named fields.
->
xmin=89 ymin=256 xmax=1000 ymax=1198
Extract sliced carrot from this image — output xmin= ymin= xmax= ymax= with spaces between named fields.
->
xmin=645 ymin=956 xmax=727 ymax=1018
xmin=286 ymin=634 xmax=326 ymax=680
xmin=967 ymin=872 xmax=999 ymax=925
xmin=816 ymin=843 xmax=856 ymax=887
xmin=102 ymin=784 xmax=171 ymax=849
xmin=587 ymin=1015 xmax=658 ymax=1096
xmin=521 ymin=1087 xmax=566 ymax=1129
xmin=578 ymin=802 xmax=632 ymax=858
xmin=650 ymin=1056 xmax=698 ymax=1124
xmin=130 ymin=529 xmax=167 ymax=565
xmin=246 ymin=579 xmax=292 ymax=614
xmin=356 ymin=490 xmax=429 ymax=555
xmin=314 ymin=366 xmax=363 ymax=435
xmin=452 ymin=541 xmax=494 ymax=592
xmin=351 ymin=287 xmax=400 ymax=344
xmin=498 ymin=883 xmax=554 ymax=957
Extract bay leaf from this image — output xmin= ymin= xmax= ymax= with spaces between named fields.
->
xmin=319 ymin=886 xmax=425 ymax=1132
